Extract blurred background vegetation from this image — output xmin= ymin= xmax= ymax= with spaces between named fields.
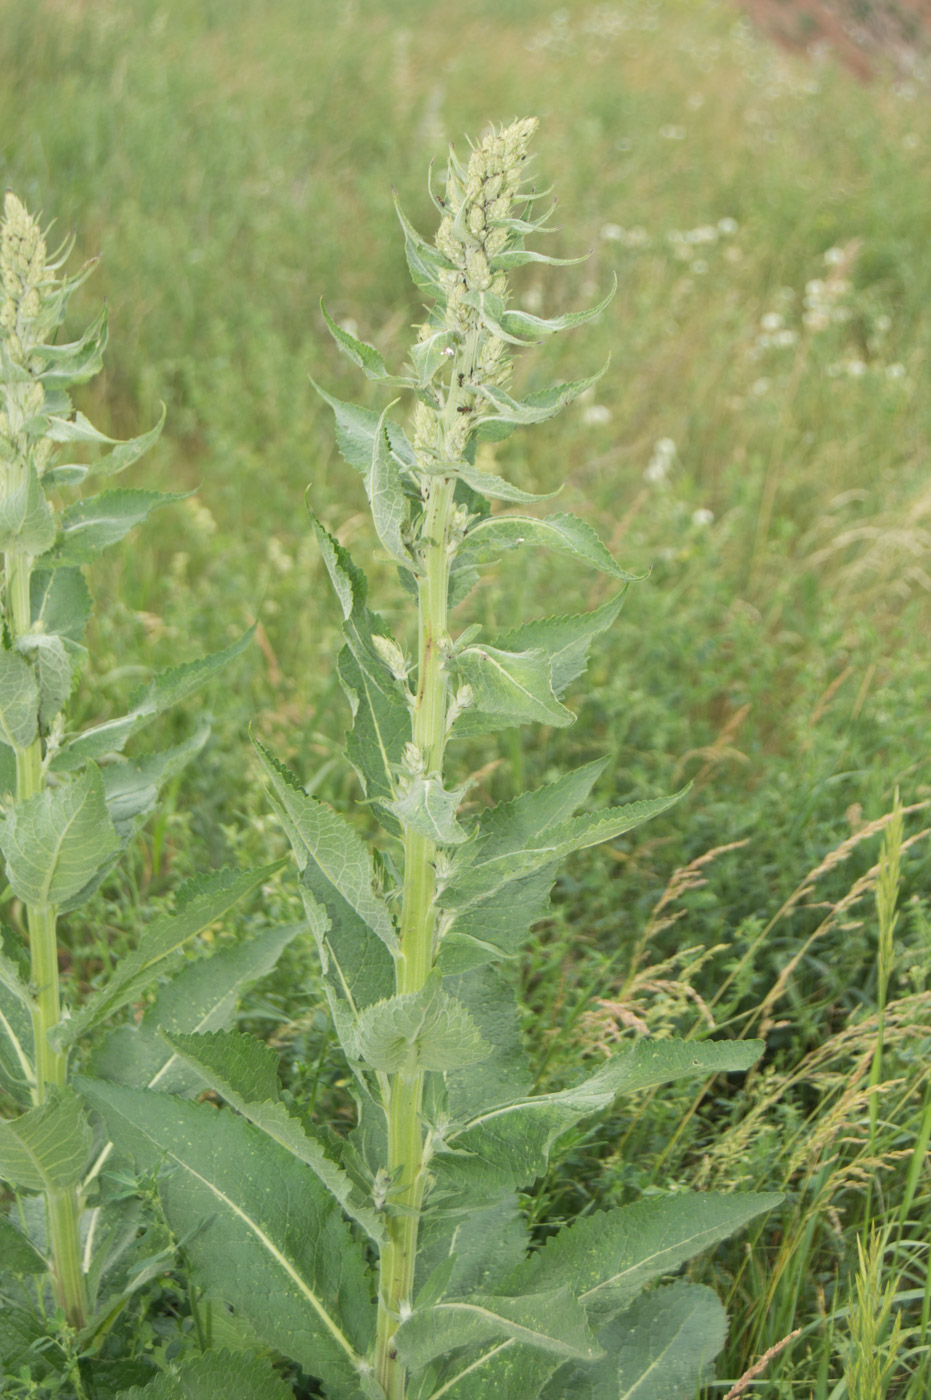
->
xmin=1 ymin=0 xmax=929 ymax=1394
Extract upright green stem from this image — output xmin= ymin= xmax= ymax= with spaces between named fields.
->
xmin=6 ymin=539 xmax=88 ymax=1328
xmin=375 ymin=470 xmax=456 ymax=1399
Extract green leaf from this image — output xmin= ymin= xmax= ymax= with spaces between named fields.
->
xmin=491 ymin=596 xmax=625 ymax=698
xmin=437 ymin=1040 xmax=766 ymax=1194
xmin=161 ymin=1028 xmax=387 ymax=1245
xmin=0 ymin=1211 xmax=47 ymax=1273
xmin=473 ymin=363 xmax=609 ymax=430
xmin=455 ymin=645 xmax=574 ymax=729
xmin=55 ymin=863 xmax=282 ymax=1048
xmin=583 ymin=1282 xmax=727 ymax=1400
xmin=55 ymin=628 xmax=254 ymax=768
xmin=455 ymin=458 xmax=562 ymax=505
xmin=76 ymin=1079 xmax=375 ymax=1398
xmin=0 ymin=648 xmax=39 ymax=749
xmin=115 ymin=1347 xmax=296 ymax=1400
xmin=0 ymin=932 xmax=35 ymax=1106
xmin=309 ymin=515 xmax=412 ymax=812
xmin=32 ymin=305 xmax=107 ymax=386
xmin=0 ymin=763 xmax=119 ymax=908
xmin=459 ymin=513 xmax=639 ymax=583
xmin=0 ymin=1087 xmax=92 ymax=1192
xmin=16 ymin=632 xmax=78 ymax=730
xmin=0 ymin=466 xmax=56 ymax=554
xmin=100 ymin=722 xmax=210 ymax=838
xmin=321 ymin=300 xmax=406 ymax=385
xmin=417 ymin=1193 xmax=531 ymax=1303
xmin=370 ymin=402 xmax=414 ymax=568
xmin=476 ymin=276 xmax=617 ymax=345
xmin=394 ymin=194 xmax=456 ymax=293
xmin=354 ymin=975 xmax=489 ymax=1074
xmin=509 ymin=1190 xmax=783 ymax=1327
xmin=313 ymin=380 xmax=418 ymax=481
xmin=88 ymin=923 xmax=304 ymax=1096
xmin=384 ymin=772 xmax=471 ymax=845
xmin=395 ymin=1287 xmax=603 ymax=1371
xmin=253 ymin=739 xmax=398 ymax=958
xmin=442 ymin=789 xmax=688 ymax=916
xmin=30 ymin=566 xmax=93 ymax=642
xmin=48 ymin=487 xmax=188 ymax=566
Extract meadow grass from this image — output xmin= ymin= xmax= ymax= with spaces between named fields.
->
xmin=1 ymin=0 xmax=929 ymax=1393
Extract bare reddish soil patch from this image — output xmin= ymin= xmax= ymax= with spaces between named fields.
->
xmin=734 ymin=0 xmax=931 ymax=78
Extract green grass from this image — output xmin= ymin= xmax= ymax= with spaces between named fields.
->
xmin=1 ymin=0 xmax=930 ymax=1392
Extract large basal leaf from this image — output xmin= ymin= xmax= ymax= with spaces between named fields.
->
xmin=0 ymin=1087 xmax=92 ymax=1193
xmin=0 ymin=647 xmax=39 ymax=750
xmin=54 ymin=628 xmax=254 ymax=768
xmin=0 ymin=763 xmax=119 ymax=908
xmin=435 ymin=1039 xmax=765 ymax=1196
xmin=395 ymin=1286 xmax=603 ymax=1372
xmin=506 ymin=1190 xmax=783 ymax=1327
xmin=115 ymin=1346 xmax=296 ymax=1400
xmin=55 ymin=863 xmax=282 ymax=1049
xmin=87 ymin=923 xmax=304 ymax=1096
xmin=161 ymin=1027 xmax=387 ymax=1245
xmin=76 ymin=1079 xmax=376 ymax=1399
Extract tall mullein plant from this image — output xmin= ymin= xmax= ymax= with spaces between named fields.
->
xmin=0 ymin=196 xmax=275 ymax=1338
xmin=80 ymin=123 xmax=778 ymax=1400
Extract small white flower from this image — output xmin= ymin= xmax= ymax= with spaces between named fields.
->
xmin=692 ymin=508 xmax=714 ymax=527
xmin=659 ymin=124 xmax=686 ymax=141
xmin=845 ymin=359 xmax=867 ymax=377
xmin=581 ymin=403 xmax=612 ymax=426
xmin=823 ymin=246 xmax=845 ymax=266
xmin=760 ymin=312 xmax=784 ymax=332
xmin=690 ymin=258 xmax=708 ymax=275
xmin=750 ymin=377 xmax=770 ymax=396
xmin=717 ymin=216 xmax=739 ymax=236
xmin=885 ymin=362 xmax=906 ymax=380
xmin=600 ymin=222 xmax=624 ymax=242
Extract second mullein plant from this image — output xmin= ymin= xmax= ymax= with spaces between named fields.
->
xmin=82 ymin=122 xmax=780 ymax=1399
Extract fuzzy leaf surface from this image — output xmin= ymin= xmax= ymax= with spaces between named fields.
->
xmin=16 ymin=633 xmax=77 ymax=730
xmin=459 ymin=514 xmax=637 ymax=582
xmin=0 ymin=467 xmax=56 ymax=554
xmin=384 ymin=773 xmax=471 ymax=845
xmin=77 ymin=1080 xmax=375 ymax=1397
xmin=455 ymin=645 xmax=573 ymax=729
xmin=0 ymin=934 xmax=34 ymax=1105
xmin=437 ymin=1040 xmax=765 ymax=1193
xmin=56 ymin=863 xmax=281 ymax=1048
xmin=313 ymin=382 xmax=418 ymax=481
xmin=46 ymin=405 xmax=165 ymax=478
xmin=30 ymin=567 xmax=93 ymax=643
xmin=101 ymin=723 xmax=210 ymax=838
xmin=0 ymin=649 xmax=39 ymax=750
xmin=115 ymin=1347 xmax=296 ymax=1400
xmin=396 ymin=1287 xmax=602 ymax=1371
xmin=370 ymin=403 xmax=414 ymax=568
xmin=0 ymin=1087 xmax=92 ymax=1192
xmin=47 ymin=488 xmax=187 ymax=566
xmin=354 ymin=977 xmax=489 ymax=1074
xmin=473 ymin=364 xmax=609 ymax=433
xmin=162 ymin=1027 xmax=387 ymax=1245
xmin=0 ymin=764 xmax=119 ymax=908
xmin=0 ymin=1212 xmax=47 ymax=1273
xmin=55 ymin=629 xmax=254 ymax=767
xmin=509 ymin=1190 xmax=783 ymax=1326
xmin=578 ymin=1282 xmax=727 ymax=1400
xmin=88 ymin=923 xmax=304 ymax=1096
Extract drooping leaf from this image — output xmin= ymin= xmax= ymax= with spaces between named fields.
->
xmin=55 ymin=863 xmax=282 ymax=1048
xmin=32 ymin=305 xmax=107 ymax=386
xmin=77 ymin=1079 xmax=376 ymax=1399
xmin=0 ymin=763 xmax=119 ymax=908
xmin=490 ymin=596 xmax=625 ymax=698
xmin=161 ymin=1028 xmax=387 ymax=1245
xmin=100 ymin=722 xmax=210 ymax=838
xmin=54 ymin=628 xmax=254 ymax=768
xmin=370 ymin=402 xmax=414 ymax=569
xmin=0 ymin=648 xmax=39 ymax=750
xmin=0 ymin=1087 xmax=92 ymax=1193
xmin=48 ymin=487 xmax=188 ymax=566
xmin=115 ymin=1347 xmax=296 ymax=1400
xmin=383 ymin=772 xmax=471 ymax=845
xmin=455 ymin=458 xmax=562 ymax=506
xmin=312 ymin=381 xmax=418 ymax=481
xmin=455 ymin=644 xmax=574 ymax=729
xmin=16 ymin=632 xmax=79 ymax=729
xmin=321 ymin=301 xmax=409 ymax=387
xmin=395 ymin=1286 xmax=603 ymax=1371
xmin=577 ymin=1282 xmax=727 ymax=1400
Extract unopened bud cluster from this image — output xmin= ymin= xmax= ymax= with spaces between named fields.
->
xmin=412 ymin=118 xmax=539 ymax=470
